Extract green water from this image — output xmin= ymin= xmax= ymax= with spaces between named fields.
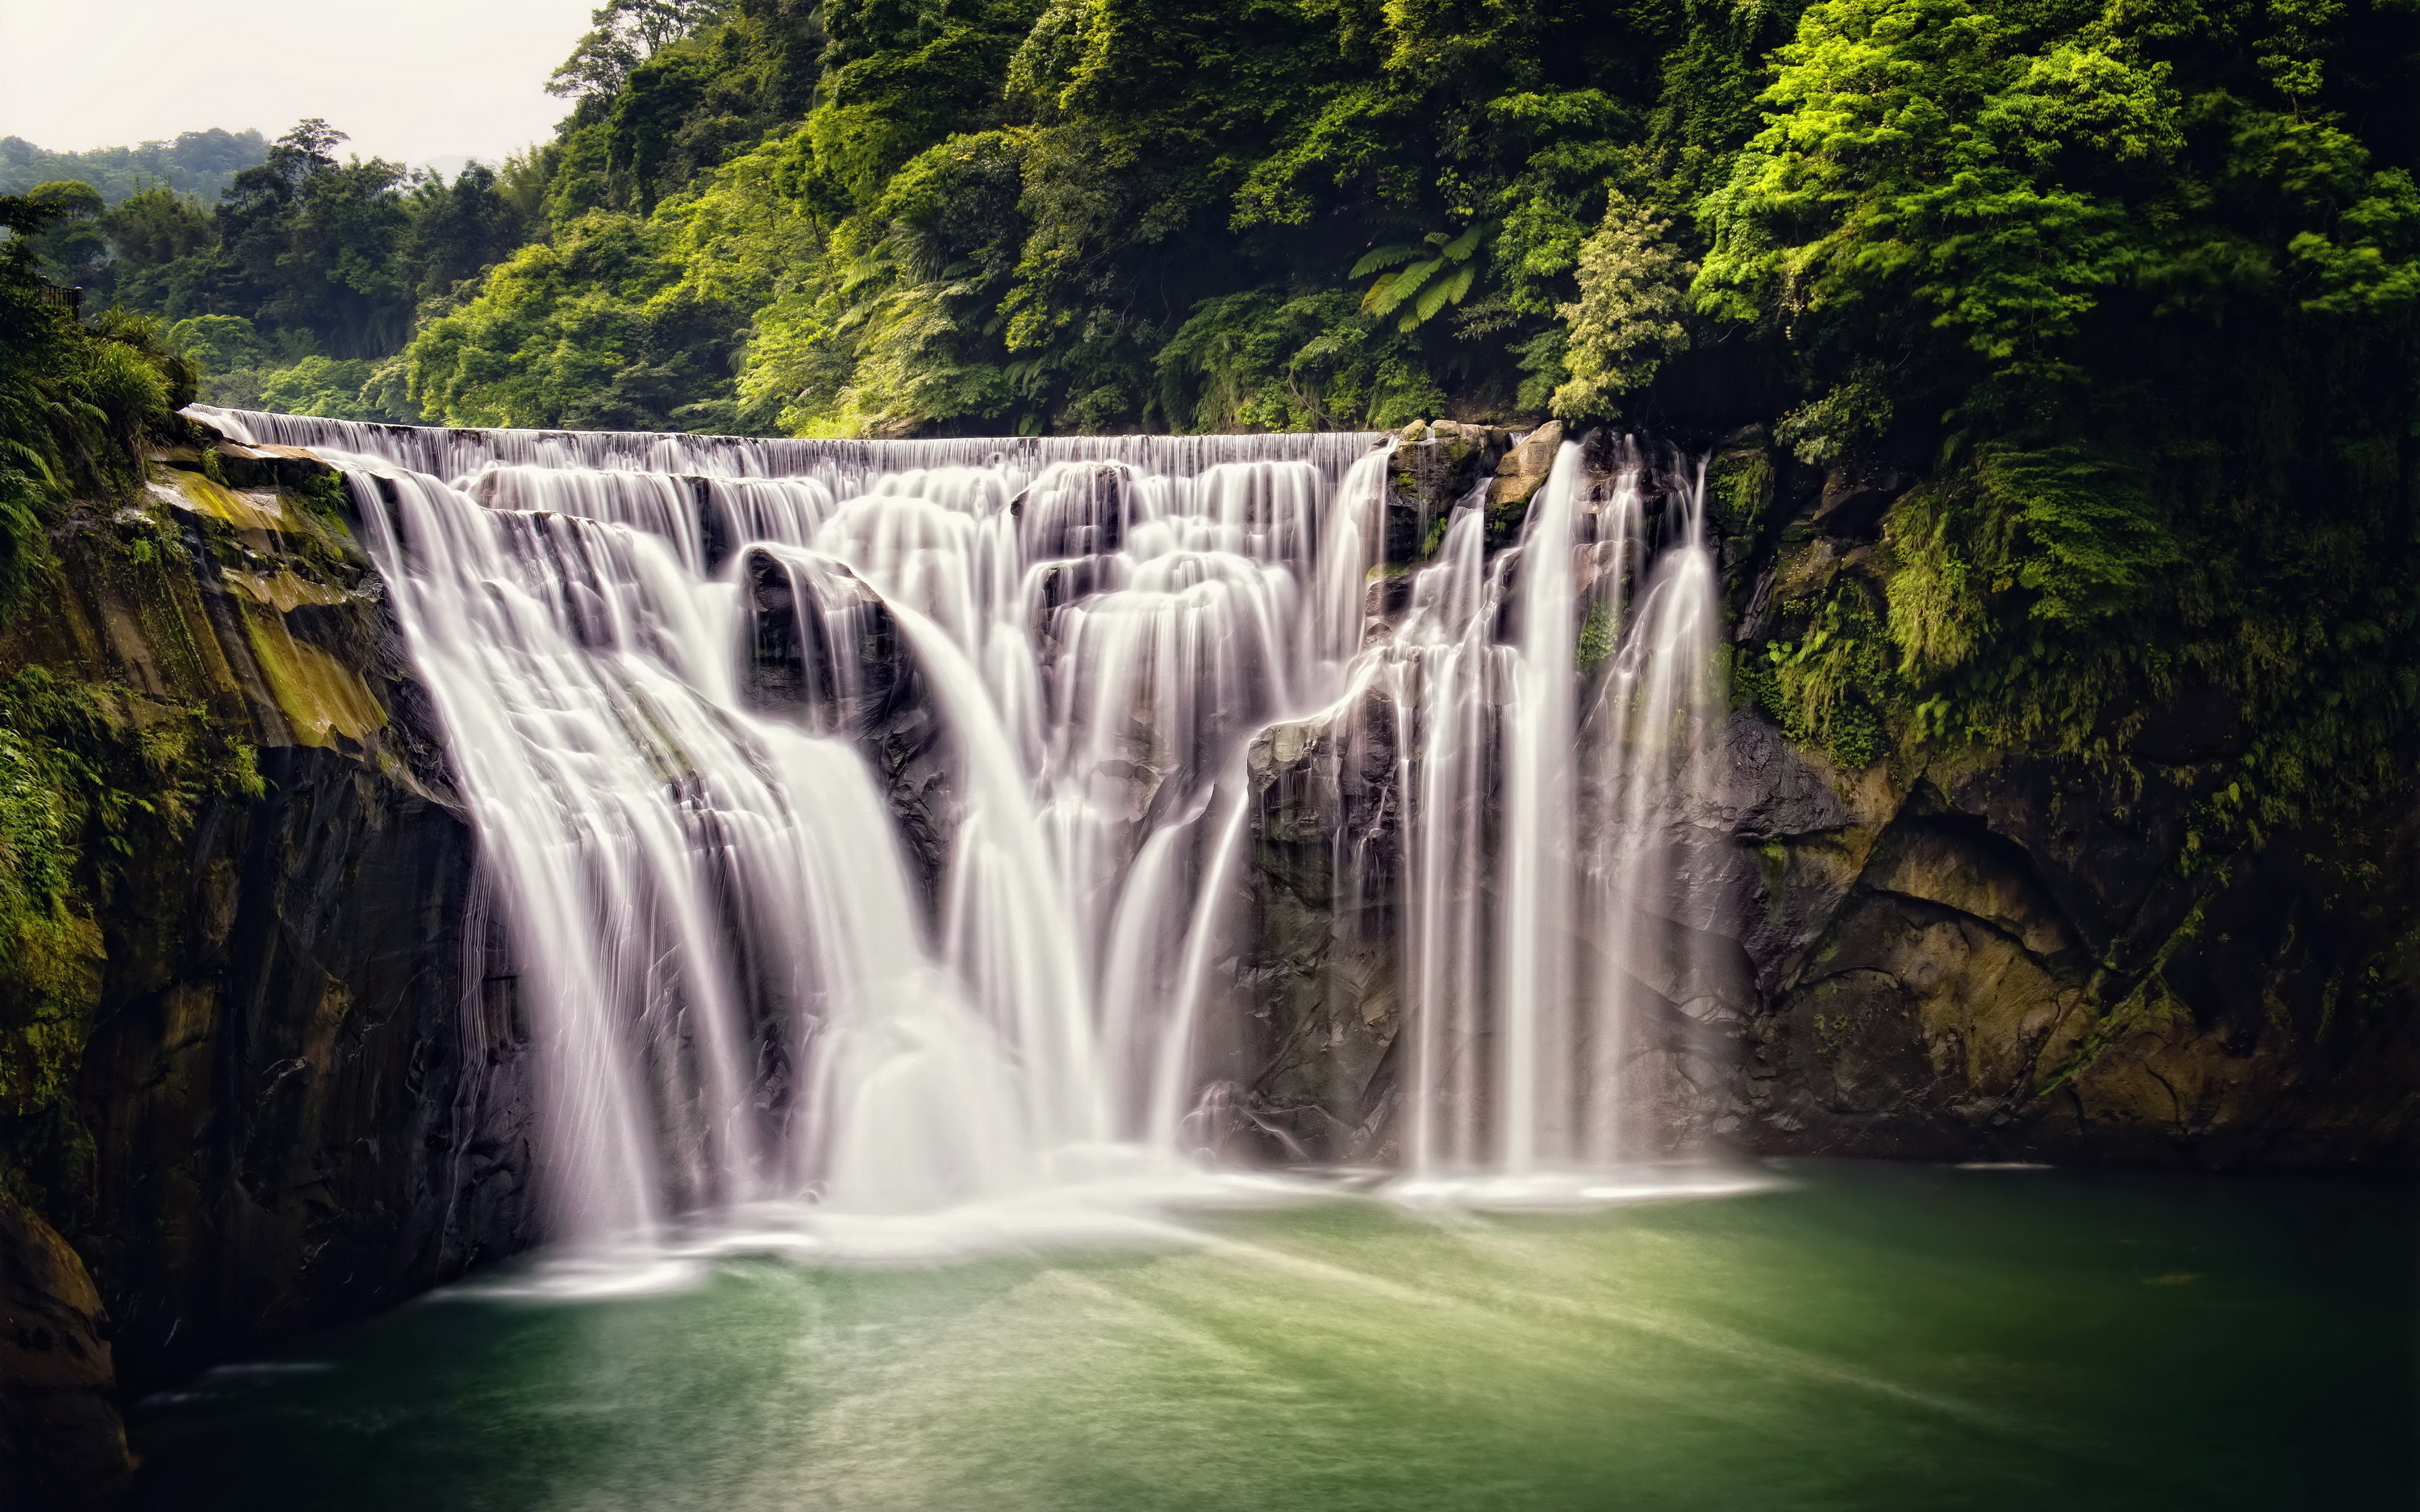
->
xmin=133 ymin=1162 xmax=2416 ymax=1510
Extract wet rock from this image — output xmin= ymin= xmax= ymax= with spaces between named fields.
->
xmin=1725 ymin=744 xmax=2420 ymax=1167
xmin=1688 ymin=711 xmax=1854 ymax=841
xmin=1387 ymin=421 xmax=1506 ymax=562
xmin=1489 ymin=421 xmax=1563 ymax=508
xmin=1485 ymin=421 xmax=1563 ymax=548
xmin=3 ymin=435 xmax=540 ymax=1425
xmin=737 ymin=547 xmax=906 ymax=737
xmin=1362 ymin=570 xmax=1415 ymax=640
xmin=1015 ymin=463 xmax=1128 ymax=559
xmin=1812 ymin=460 xmax=1908 ymax=540
xmin=734 ymin=545 xmax=954 ymax=911
xmin=0 ymin=1197 xmax=131 ymax=1511
xmin=1238 ymin=673 xmax=2418 ymax=1170
xmin=77 ymin=739 xmax=536 ymax=1393
xmin=1227 ymin=685 xmax=1405 ymax=1163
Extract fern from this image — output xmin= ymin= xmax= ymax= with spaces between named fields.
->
xmin=1348 ymin=244 xmax=1425 ymax=279
xmin=1366 ymin=258 xmax=1442 ymax=317
xmin=1355 ymin=224 xmax=1491 ymax=331
xmin=1408 ymin=264 xmax=1476 ymax=327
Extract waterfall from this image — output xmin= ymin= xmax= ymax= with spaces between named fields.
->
xmin=1383 ymin=439 xmax=1726 ymax=1199
xmin=192 ymin=406 xmax=1729 ymax=1235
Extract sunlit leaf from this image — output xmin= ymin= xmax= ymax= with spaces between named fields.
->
xmin=1349 ymin=244 xmax=1425 ymax=279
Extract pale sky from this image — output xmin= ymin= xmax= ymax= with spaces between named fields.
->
xmin=0 ymin=0 xmax=599 ymax=169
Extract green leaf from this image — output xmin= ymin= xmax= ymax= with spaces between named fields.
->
xmin=1366 ymin=258 xmax=1441 ymax=316
xmin=1412 ymin=263 xmax=1476 ymax=323
xmin=1349 ymin=244 xmax=1425 ymax=279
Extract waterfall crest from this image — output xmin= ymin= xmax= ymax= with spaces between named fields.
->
xmin=194 ymin=406 xmax=1733 ymax=1236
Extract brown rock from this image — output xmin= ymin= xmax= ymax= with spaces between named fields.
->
xmin=0 ymin=1197 xmax=132 ymax=1510
xmin=1487 ymin=419 xmax=1565 ymax=509
xmin=1383 ymin=420 xmax=1506 ymax=561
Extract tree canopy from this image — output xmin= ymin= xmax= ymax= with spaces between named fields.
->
xmin=6 ymin=0 xmax=2411 ymax=839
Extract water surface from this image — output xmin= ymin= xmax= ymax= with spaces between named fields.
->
xmin=134 ymin=1162 xmax=2417 ymax=1510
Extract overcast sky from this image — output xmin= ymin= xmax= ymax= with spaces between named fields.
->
xmin=0 ymin=0 xmax=599 ymax=169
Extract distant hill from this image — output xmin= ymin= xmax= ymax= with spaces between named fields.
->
xmin=0 ymin=128 xmax=267 ymax=203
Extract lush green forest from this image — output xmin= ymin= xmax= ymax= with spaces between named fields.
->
xmin=11 ymin=119 xmax=537 ymax=418
xmin=6 ymin=0 xmax=2418 ymax=839
xmin=0 ymin=129 xmax=267 ymax=204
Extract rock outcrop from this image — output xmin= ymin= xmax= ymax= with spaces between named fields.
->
xmin=0 ymin=427 xmax=537 ymax=1507
xmin=1219 ymin=693 xmax=1408 ymax=1164
xmin=0 ymin=1196 xmax=130 ymax=1510
xmin=736 ymin=544 xmax=958 ymax=910
xmin=1235 ymin=421 xmax=2420 ymax=1170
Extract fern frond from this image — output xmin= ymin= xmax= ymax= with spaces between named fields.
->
xmin=1349 ymin=243 xmax=1424 ymax=279
xmin=1366 ymin=258 xmax=1442 ymax=317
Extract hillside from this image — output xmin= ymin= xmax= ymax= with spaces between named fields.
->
xmin=0 ymin=131 xmax=266 ymax=205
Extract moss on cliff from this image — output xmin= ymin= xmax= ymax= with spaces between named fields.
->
xmin=0 ymin=667 xmax=262 ymax=1216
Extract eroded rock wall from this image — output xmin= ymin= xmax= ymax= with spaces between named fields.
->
xmin=0 ymin=431 xmax=536 ymax=1506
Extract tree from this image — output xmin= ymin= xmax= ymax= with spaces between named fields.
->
xmin=399 ymin=163 xmax=534 ymax=302
xmin=1549 ymin=196 xmax=1692 ymax=419
xmin=549 ymin=0 xmax=732 ymax=101
xmin=19 ymin=181 xmax=106 ymax=287
xmin=96 ymin=185 xmax=215 ymax=271
xmin=276 ymin=119 xmax=348 ymax=165
xmin=1696 ymin=0 xmax=2420 ymax=832
xmin=211 ymin=123 xmax=413 ymax=356
xmin=0 ymin=194 xmax=194 ymax=614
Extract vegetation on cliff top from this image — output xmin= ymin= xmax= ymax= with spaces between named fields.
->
xmin=0 ymin=193 xmax=196 ymax=612
xmin=1709 ymin=0 xmax=2418 ymax=848
xmin=10 ymin=0 xmax=2416 ymax=839
xmin=15 ymin=120 xmax=538 ymax=419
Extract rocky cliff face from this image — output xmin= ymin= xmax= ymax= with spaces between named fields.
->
xmin=1227 ymin=420 xmax=2420 ymax=1169
xmin=1712 ymin=730 xmax=2419 ymax=1165
xmin=0 ymin=431 xmax=536 ymax=1507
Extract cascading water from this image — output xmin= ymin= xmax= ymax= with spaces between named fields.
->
xmin=193 ymin=406 xmax=1731 ymax=1236
xmin=1372 ymin=439 xmax=1728 ymax=1199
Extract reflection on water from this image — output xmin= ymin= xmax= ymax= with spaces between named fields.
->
xmin=131 ymin=1162 xmax=2418 ymax=1511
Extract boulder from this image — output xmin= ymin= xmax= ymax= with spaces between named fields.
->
xmin=0 ymin=1197 xmax=131 ymax=1511
xmin=1387 ymin=420 xmax=1506 ymax=562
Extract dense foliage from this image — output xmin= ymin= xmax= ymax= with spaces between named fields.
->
xmin=12 ymin=0 xmax=2416 ymax=842
xmin=16 ymin=121 xmax=540 ymax=418
xmin=401 ymin=0 xmax=1805 ymax=434
xmin=0 ymin=194 xmax=195 ymax=611
xmin=0 ymin=128 xmax=266 ymax=203
xmin=1707 ymin=0 xmax=2419 ymax=850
